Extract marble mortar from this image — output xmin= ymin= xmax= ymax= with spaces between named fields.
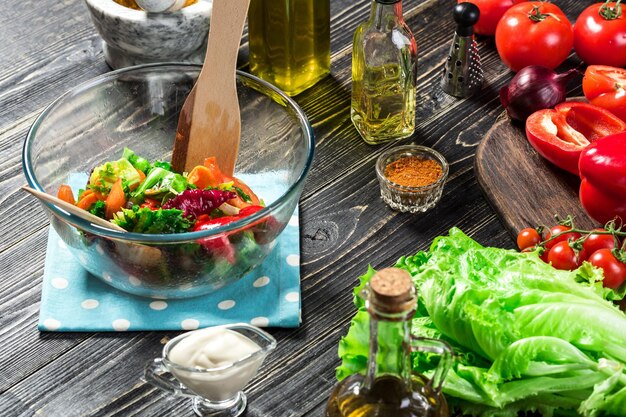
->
xmin=84 ymin=0 xmax=212 ymax=69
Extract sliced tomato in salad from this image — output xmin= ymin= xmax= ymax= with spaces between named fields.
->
xmin=525 ymin=102 xmax=626 ymax=175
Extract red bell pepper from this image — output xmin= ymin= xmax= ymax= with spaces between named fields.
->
xmin=579 ymin=131 xmax=626 ymax=224
xmin=193 ymin=216 xmax=238 ymax=264
xmin=525 ymin=102 xmax=626 ymax=175
xmin=191 ymin=206 xmax=266 ymax=263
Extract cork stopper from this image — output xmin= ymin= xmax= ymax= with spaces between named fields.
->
xmin=369 ymin=268 xmax=416 ymax=314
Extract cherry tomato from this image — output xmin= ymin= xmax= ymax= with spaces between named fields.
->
xmin=588 ymin=248 xmax=626 ymax=289
xmin=545 ymin=225 xmax=581 ymax=250
xmin=457 ymin=0 xmax=514 ymax=36
xmin=517 ymin=227 xmax=541 ymax=250
xmin=582 ymin=66 xmax=626 ymax=123
xmin=495 ymin=2 xmax=573 ymax=72
xmin=579 ymin=229 xmax=617 ymax=261
xmin=547 ymin=241 xmax=580 ymax=270
xmin=573 ymin=2 xmax=626 ymax=67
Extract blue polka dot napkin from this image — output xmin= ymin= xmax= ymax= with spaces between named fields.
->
xmin=38 ymin=176 xmax=302 ymax=332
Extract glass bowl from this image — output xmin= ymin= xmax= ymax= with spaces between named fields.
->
xmin=23 ymin=63 xmax=314 ymax=299
xmin=375 ymin=145 xmax=448 ymax=213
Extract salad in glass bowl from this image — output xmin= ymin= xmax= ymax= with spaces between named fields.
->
xmin=23 ymin=64 xmax=314 ymax=299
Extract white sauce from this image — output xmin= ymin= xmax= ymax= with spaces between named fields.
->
xmin=167 ymin=327 xmax=263 ymax=401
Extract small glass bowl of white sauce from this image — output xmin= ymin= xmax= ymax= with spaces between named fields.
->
xmin=144 ymin=323 xmax=277 ymax=416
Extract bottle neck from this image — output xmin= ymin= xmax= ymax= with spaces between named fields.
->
xmin=364 ymin=309 xmax=412 ymax=389
xmin=369 ymin=0 xmax=403 ymax=30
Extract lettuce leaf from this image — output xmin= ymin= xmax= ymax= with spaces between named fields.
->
xmin=336 ymin=228 xmax=626 ymax=417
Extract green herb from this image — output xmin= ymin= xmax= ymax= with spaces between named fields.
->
xmin=112 ymin=206 xmax=192 ymax=234
xmin=233 ymin=186 xmax=252 ymax=203
xmin=122 ymin=147 xmax=151 ymax=174
xmin=154 ymin=160 xmax=172 ymax=171
xmin=337 ymin=228 xmax=626 ymax=417
xmin=88 ymin=200 xmax=106 ymax=218
xmin=89 ymin=158 xmax=142 ymax=194
xmin=131 ymin=167 xmax=188 ymax=203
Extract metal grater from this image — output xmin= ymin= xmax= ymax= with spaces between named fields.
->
xmin=441 ymin=2 xmax=483 ymax=98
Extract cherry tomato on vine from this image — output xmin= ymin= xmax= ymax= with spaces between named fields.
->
xmin=588 ymin=248 xmax=626 ymax=289
xmin=579 ymin=229 xmax=617 ymax=261
xmin=545 ymin=225 xmax=581 ymax=250
xmin=573 ymin=2 xmax=626 ymax=67
xmin=495 ymin=2 xmax=573 ymax=71
xmin=517 ymin=227 xmax=542 ymax=250
xmin=457 ymin=0 xmax=514 ymax=36
xmin=547 ymin=241 xmax=580 ymax=270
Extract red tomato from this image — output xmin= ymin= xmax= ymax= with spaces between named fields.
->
xmin=582 ymin=66 xmax=626 ymax=123
xmin=545 ymin=225 xmax=581 ymax=250
xmin=525 ymin=102 xmax=626 ymax=175
xmin=495 ymin=2 xmax=573 ymax=72
xmin=517 ymin=227 xmax=542 ymax=250
xmin=588 ymin=248 xmax=626 ymax=289
xmin=579 ymin=229 xmax=617 ymax=261
xmin=573 ymin=2 xmax=626 ymax=67
xmin=547 ymin=241 xmax=580 ymax=270
xmin=457 ymin=0 xmax=514 ymax=36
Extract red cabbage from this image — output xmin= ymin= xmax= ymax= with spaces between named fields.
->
xmin=162 ymin=189 xmax=236 ymax=219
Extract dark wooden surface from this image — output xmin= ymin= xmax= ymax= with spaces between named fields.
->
xmin=475 ymin=118 xmax=598 ymax=236
xmin=0 ymin=1 xmax=591 ymax=416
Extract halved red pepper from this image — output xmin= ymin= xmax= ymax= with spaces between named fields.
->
xmin=579 ymin=132 xmax=626 ymax=224
xmin=525 ymin=102 xmax=626 ymax=175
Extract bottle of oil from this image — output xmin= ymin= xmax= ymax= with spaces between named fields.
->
xmin=351 ymin=0 xmax=417 ymax=144
xmin=248 ymin=0 xmax=331 ymax=96
xmin=325 ymin=268 xmax=452 ymax=417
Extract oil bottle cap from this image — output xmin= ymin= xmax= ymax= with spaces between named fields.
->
xmin=369 ymin=268 xmax=415 ymax=314
xmin=375 ymin=0 xmax=401 ymax=4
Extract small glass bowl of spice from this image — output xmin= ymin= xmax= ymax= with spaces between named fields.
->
xmin=375 ymin=145 xmax=449 ymax=213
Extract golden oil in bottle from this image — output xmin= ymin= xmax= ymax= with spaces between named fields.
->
xmin=248 ymin=0 xmax=331 ymax=96
xmin=325 ymin=268 xmax=451 ymax=417
xmin=351 ymin=0 xmax=417 ymax=144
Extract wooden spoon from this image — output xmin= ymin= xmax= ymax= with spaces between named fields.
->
xmin=21 ymin=186 xmax=127 ymax=233
xmin=170 ymin=0 xmax=250 ymax=176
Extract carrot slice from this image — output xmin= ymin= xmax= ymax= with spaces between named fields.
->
xmin=188 ymin=166 xmax=217 ymax=189
xmin=105 ymin=178 xmax=126 ymax=220
xmin=76 ymin=192 xmax=101 ymax=210
xmin=233 ymin=177 xmax=260 ymax=205
xmin=203 ymin=157 xmax=228 ymax=183
xmin=57 ymin=184 xmax=76 ymax=205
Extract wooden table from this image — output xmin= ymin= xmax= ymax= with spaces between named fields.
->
xmin=0 ymin=0 xmax=590 ymax=415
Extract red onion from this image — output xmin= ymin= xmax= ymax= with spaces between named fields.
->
xmin=500 ymin=66 xmax=579 ymax=122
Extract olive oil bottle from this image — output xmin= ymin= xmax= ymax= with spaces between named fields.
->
xmin=351 ymin=0 xmax=417 ymax=144
xmin=325 ymin=268 xmax=452 ymax=417
xmin=248 ymin=0 xmax=331 ymax=96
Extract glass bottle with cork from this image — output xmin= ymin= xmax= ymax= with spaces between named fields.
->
xmin=248 ymin=0 xmax=331 ymax=96
xmin=351 ymin=0 xmax=418 ymax=144
xmin=325 ymin=268 xmax=452 ymax=417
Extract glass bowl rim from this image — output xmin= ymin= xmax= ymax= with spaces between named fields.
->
xmin=375 ymin=144 xmax=449 ymax=192
xmin=22 ymin=62 xmax=315 ymax=243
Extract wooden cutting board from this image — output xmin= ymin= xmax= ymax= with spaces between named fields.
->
xmin=474 ymin=116 xmax=599 ymax=238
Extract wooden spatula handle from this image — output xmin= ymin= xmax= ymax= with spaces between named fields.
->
xmin=173 ymin=0 xmax=249 ymax=175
